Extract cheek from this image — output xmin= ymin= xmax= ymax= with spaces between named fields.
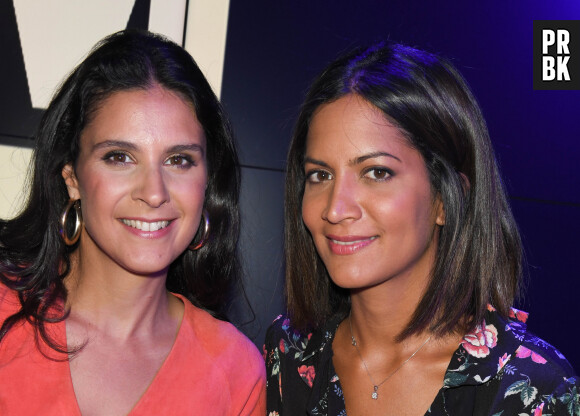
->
xmin=176 ymin=172 xmax=207 ymax=196
xmin=182 ymin=184 xmax=206 ymax=209
xmin=78 ymin=170 xmax=127 ymax=204
xmin=374 ymin=188 xmax=435 ymax=232
xmin=172 ymin=177 xmax=208 ymax=222
xmin=75 ymin=164 xmax=107 ymax=197
xmin=301 ymin=193 xmax=319 ymax=234
xmin=401 ymin=193 xmax=440 ymax=244
xmin=79 ymin=183 xmax=126 ymax=227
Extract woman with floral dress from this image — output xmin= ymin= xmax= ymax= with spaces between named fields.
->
xmin=264 ymin=43 xmax=578 ymax=415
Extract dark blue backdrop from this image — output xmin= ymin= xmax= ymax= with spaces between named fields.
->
xmin=222 ymin=1 xmax=580 ymax=372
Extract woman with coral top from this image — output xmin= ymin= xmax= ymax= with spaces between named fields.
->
xmin=264 ymin=43 xmax=578 ymax=415
xmin=0 ymin=30 xmax=265 ymax=415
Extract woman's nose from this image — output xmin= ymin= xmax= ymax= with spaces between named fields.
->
xmin=321 ymin=176 xmax=362 ymax=224
xmin=131 ymin=166 xmax=169 ymax=208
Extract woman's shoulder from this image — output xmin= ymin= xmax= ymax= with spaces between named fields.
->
xmin=456 ymin=306 xmax=579 ymax=414
xmin=462 ymin=306 xmax=576 ymax=379
xmin=177 ymin=294 xmax=264 ymax=371
xmin=492 ymin=323 xmax=579 ymax=414
xmin=517 ymin=328 xmax=577 ymax=382
xmin=501 ymin=307 xmax=576 ymax=380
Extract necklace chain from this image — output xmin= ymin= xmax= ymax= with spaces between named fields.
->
xmin=348 ymin=312 xmax=432 ymax=400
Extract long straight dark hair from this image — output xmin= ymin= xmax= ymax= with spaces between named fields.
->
xmin=285 ymin=43 xmax=522 ymax=339
xmin=0 ymin=30 xmax=241 ymax=353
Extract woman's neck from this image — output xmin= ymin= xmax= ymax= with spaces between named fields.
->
xmin=348 ymin=267 xmax=429 ymax=347
xmin=64 ymin=250 xmax=180 ymax=341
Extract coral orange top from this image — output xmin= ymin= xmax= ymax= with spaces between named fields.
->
xmin=0 ymin=285 xmax=266 ymax=415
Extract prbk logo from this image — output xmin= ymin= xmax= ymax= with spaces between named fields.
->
xmin=533 ymin=20 xmax=580 ymax=90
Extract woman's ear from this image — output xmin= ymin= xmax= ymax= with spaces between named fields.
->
xmin=435 ymin=172 xmax=470 ymax=227
xmin=435 ymin=197 xmax=445 ymax=226
xmin=62 ymin=163 xmax=81 ymax=200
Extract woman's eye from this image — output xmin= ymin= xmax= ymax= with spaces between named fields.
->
xmin=104 ymin=152 xmax=132 ymax=164
xmin=364 ymin=167 xmax=392 ymax=181
xmin=165 ymin=155 xmax=194 ymax=167
xmin=306 ymin=170 xmax=333 ymax=183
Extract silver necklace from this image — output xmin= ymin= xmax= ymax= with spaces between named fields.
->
xmin=348 ymin=312 xmax=432 ymax=400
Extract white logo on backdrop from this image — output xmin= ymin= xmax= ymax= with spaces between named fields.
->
xmin=13 ymin=0 xmax=188 ymax=109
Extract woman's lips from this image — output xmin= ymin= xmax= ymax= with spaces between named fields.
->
xmin=121 ymin=219 xmax=170 ymax=232
xmin=326 ymin=235 xmax=377 ymax=255
xmin=119 ymin=218 xmax=174 ymax=238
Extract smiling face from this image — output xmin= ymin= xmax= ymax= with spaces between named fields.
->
xmin=301 ymin=94 xmax=444 ymax=291
xmin=62 ymin=85 xmax=207 ymax=277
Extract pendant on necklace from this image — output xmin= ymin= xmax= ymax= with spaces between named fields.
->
xmin=372 ymin=386 xmax=378 ymax=400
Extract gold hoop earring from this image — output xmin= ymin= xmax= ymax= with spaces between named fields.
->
xmin=60 ymin=199 xmax=82 ymax=246
xmin=189 ymin=209 xmax=210 ymax=250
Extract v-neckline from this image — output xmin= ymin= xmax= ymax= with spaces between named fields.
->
xmin=62 ymin=293 xmax=187 ymax=416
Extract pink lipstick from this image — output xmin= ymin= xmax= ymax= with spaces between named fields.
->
xmin=326 ymin=235 xmax=377 ymax=255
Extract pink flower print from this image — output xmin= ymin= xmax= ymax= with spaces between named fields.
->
xmin=509 ymin=308 xmax=529 ymax=323
xmin=487 ymin=304 xmax=496 ymax=312
xmin=533 ymin=402 xmax=544 ymax=416
xmin=298 ymin=365 xmax=316 ymax=387
xmin=516 ymin=346 xmax=547 ymax=364
xmin=462 ymin=321 xmax=498 ymax=358
xmin=279 ymin=339 xmax=286 ymax=353
xmin=498 ymin=353 xmax=511 ymax=372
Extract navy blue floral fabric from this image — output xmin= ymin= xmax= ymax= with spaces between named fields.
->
xmin=264 ymin=306 xmax=579 ymax=415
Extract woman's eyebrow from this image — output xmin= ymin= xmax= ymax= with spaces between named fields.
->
xmin=92 ymin=140 xmax=138 ymax=152
xmin=303 ymin=152 xmax=401 ymax=168
xmin=351 ymin=151 xmax=401 ymax=165
xmin=167 ymin=143 xmax=205 ymax=156
xmin=303 ymin=157 xmax=331 ymax=168
xmin=91 ymin=141 xmax=204 ymax=156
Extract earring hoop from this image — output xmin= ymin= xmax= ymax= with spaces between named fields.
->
xmin=59 ymin=199 xmax=82 ymax=246
xmin=189 ymin=209 xmax=210 ymax=250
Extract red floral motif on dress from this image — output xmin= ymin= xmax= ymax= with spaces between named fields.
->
xmin=298 ymin=365 xmax=316 ymax=387
xmin=509 ymin=307 xmax=529 ymax=323
xmin=462 ymin=320 xmax=498 ymax=358
xmin=516 ymin=345 xmax=547 ymax=364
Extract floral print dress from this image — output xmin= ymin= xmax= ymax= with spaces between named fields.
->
xmin=264 ymin=306 xmax=579 ymax=415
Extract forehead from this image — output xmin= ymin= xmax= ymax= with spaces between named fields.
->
xmin=306 ymin=94 xmax=411 ymax=154
xmin=79 ymin=86 xmax=204 ymax=148
xmin=88 ymin=85 xmax=196 ymax=121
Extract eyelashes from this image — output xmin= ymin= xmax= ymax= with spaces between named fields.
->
xmin=362 ymin=167 xmax=393 ymax=181
xmin=103 ymin=151 xmax=133 ymax=165
xmin=305 ymin=166 xmax=394 ymax=184
xmin=305 ymin=169 xmax=333 ymax=183
xmin=102 ymin=151 xmax=197 ymax=169
xmin=164 ymin=154 xmax=196 ymax=167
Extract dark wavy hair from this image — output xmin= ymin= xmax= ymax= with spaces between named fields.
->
xmin=285 ymin=43 xmax=522 ymax=339
xmin=0 ymin=29 xmax=241 ymax=352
